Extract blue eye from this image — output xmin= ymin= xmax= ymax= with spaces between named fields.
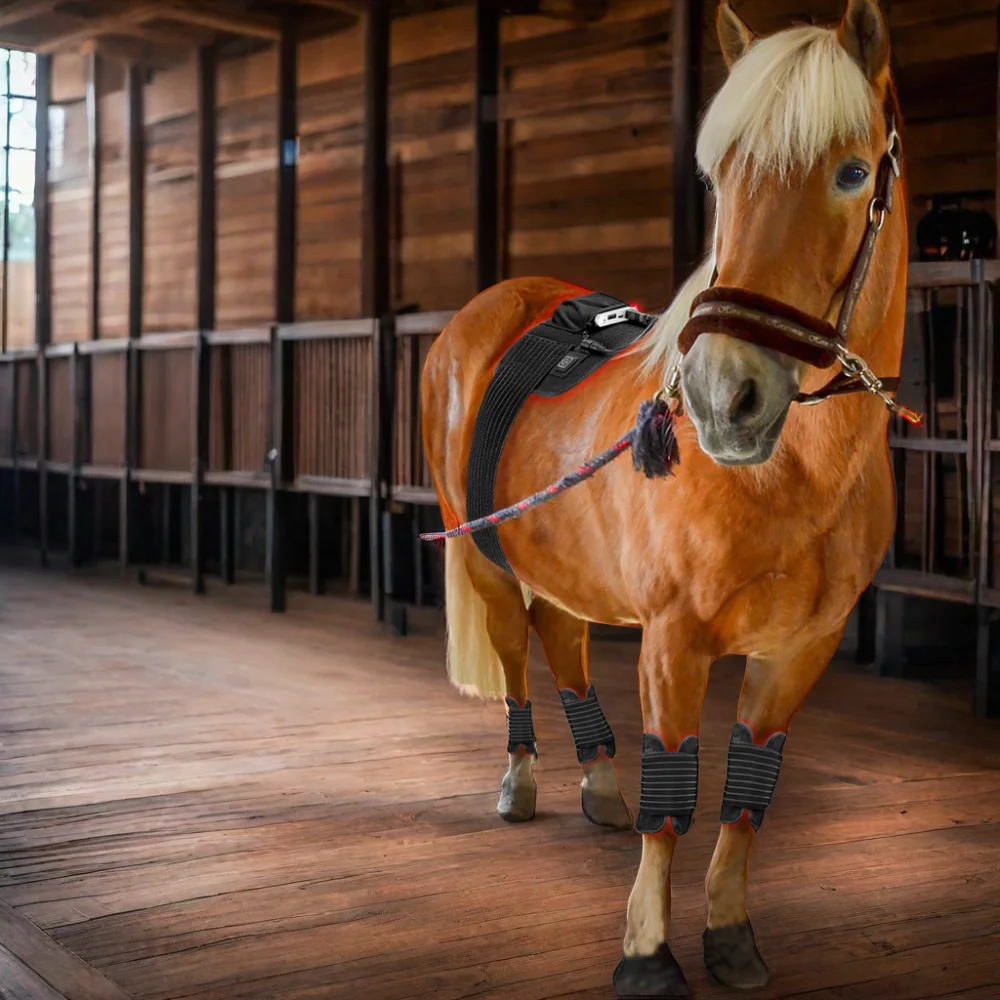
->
xmin=836 ymin=162 xmax=870 ymax=191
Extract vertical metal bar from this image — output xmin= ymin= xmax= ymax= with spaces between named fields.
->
xmin=976 ymin=269 xmax=992 ymax=600
xmin=68 ymin=344 xmax=79 ymax=564
xmin=362 ymin=0 xmax=391 ymax=620
xmin=473 ymin=0 xmax=499 ymax=293
xmin=671 ymin=0 xmax=704 ymax=290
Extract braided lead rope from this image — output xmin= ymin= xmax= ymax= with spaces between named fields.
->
xmin=420 ymin=396 xmax=677 ymax=543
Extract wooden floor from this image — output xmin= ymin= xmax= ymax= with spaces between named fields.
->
xmin=1 ymin=565 xmax=1000 ymax=1000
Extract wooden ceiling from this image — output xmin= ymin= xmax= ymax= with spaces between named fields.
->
xmin=0 ymin=0 xmax=608 ymax=66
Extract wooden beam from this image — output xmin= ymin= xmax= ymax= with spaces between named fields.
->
xmin=267 ymin=21 xmax=298 ymax=614
xmin=35 ymin=55 xmax=52 ymax=568
xmin=295 ymin=0 xmax=364 ymax=13
xmin=671 ymin=0 xmax=704 ymax=290
xmin=362 ymin=0 xmax=391 ymax=622
xmin=473 ymin=0 xmax=500 ymax=292
xmin=34 ymin=56 xmax=51 ymax=349
xmin=36 ymin=4 xmax=163 ymax=53
xmin=122 ymin=64 xmax=144 ymax=574
xmin=156 ymin=3 xmax=280 ymax=41
xmin=0 ymin=0 xmax=57 ymax=31
xmin=87 ymin=51 xmax=100 ymax=341
xmin=192 ymin=44 xmax=217 ymax=596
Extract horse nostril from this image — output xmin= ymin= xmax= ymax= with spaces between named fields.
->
xmin=729 ymin=379 xmax=759 ymax=422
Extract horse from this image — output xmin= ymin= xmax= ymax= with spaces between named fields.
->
xmin=420 ymin=0 xmax=907 ymax=995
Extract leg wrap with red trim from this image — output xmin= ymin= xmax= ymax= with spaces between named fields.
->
xmin=559 ymin=684 xmax=615 ymax=763
xmin=635 ymin=734 xmax=699 ymax=835
xmin=505 ymin=697 xmax=537 ymax=756
xmin=720 ymin=722 xmax=786 ymax=831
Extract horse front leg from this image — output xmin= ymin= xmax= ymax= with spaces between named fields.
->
xmin=704 ymin=627 xmax=844 ymax=990
xmin=614 ymin=617 xmax=712 ymax=999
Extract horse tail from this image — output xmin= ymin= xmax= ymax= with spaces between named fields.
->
xmin=443 ymin=537 xmax=506 ymax=701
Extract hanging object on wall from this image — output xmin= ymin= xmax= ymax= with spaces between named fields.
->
xmin=916 ymin=195 xmax=997 ymax=262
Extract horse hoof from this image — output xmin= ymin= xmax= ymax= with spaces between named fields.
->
xmin=497 ymin=773 xmax=536 ymax=822
xmin=612 ymin=943 xmax=691 ymax=998
xmin=703 ymin=922 xmax=770 ymax=990
xmin=581 ymin=785 xmax=633 ymax=830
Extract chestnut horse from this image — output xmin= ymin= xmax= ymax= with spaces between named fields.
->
xmin=421 ymin=1 xmax=906 ymax=995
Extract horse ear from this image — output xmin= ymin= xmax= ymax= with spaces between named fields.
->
xmin=837 ymin=0 xmax=890 ymax=87
xmin=718 ymin=2 xmax=756 ymax=70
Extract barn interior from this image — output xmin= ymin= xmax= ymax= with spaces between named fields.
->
xmin=0 ymin=1 xmax=999 ymax=998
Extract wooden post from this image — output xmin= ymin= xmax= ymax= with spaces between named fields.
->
xmin=192 ymin=45 xmax=217 ymax=595
xmin=267 ymin=22 xmax=298 ymax=614
xmin=308 ymin=493 xmax=323 ymax=595
xmin=362 ymin=0 xmax=391 ymax=621
xmin=474 ymin=0 xmax=500 ymax=292
xmin=35 ymin=54 xmax=52 ymax=565
xmin=122 ymin=64 xmax=144 ymax=573
xmin=874 ymin=588 xmax=906 ymax=678
xmin=976 ymin=607 xmax=1000 ymax=718
xmin=87 ymin=50 xmax=101 ymax=342
xmin=671 ymin=0 xmax=704 ymax=290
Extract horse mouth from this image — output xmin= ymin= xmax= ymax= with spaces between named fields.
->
xmin=696 ymin=406 xmax=788 ymax=467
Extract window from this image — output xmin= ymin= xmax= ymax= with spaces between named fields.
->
xmin=1 ymin=48 xmax=36 ymax=350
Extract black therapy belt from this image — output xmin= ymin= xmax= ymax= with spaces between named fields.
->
xmin=465 ymin=291 xmax=657 ymax=574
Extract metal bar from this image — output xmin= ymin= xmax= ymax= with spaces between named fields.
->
xmin=393 ymin=311 xmax=455 ymax=336
xmin=362 ymin=0 xmax=391 ymax=620
xmin=671 ymin=0 xmax=704 ymax=290
xmin=266 ymin=324 xmax=292 ymax=612
xmin=886 ymin=436 xmax=968 ymax=454
xmin=473 ymin=0 xmax=499 ymax=292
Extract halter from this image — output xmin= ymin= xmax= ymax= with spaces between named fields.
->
xmin=671 ymin=103 xmax=920 ymax=426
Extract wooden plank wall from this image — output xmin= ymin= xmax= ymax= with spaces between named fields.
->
xmin=37 ymin=2 xmax=1000 ymax=346
xmin=298 ymin=22 xmax=365 ymax=319
xmin=502 ymin=1 xmax=671 ymax=310
xmin=98 ymin=64 xmax=128 ymax=339
xmin=144 ymin=58 xmax=198 ymax=333
xmin=48 ymin=61 xmax=89 ymax=344
xmin=217 ymin=46 xmax=277 ymax=329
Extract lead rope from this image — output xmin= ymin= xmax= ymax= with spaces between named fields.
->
xmin=419 ymin=383 xmax=682 ymax=543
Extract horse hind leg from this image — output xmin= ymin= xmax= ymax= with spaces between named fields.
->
xmin=529 ymin=597 xmax=632 ymax=831
xmin=444 ymin=538 xmax=537 ymax=822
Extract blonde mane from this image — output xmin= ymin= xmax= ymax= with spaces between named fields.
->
xmin=643 ymin=22 xmax=879 ymax=380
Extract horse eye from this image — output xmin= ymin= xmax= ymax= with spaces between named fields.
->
xmin=836 ymin=163 xmax=869 ymax=191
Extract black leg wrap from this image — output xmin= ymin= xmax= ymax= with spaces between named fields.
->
xmin=559 ymin=684 xmax=615 ymax=762
xmin=635 ymin=734 xmax=699 ymax=835
xmin=505 ymin=697 xmax=537 ymax=755
xmin=720 ymin=722 xmax=786 ymax=830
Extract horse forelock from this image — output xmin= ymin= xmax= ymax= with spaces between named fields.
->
xmin=697 ymin=24 xmax=880 ymax=186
